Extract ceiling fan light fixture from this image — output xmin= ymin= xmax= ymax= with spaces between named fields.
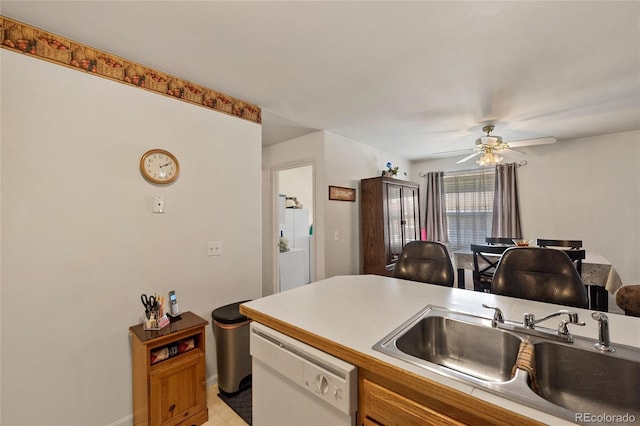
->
xmin=477 ymin=125 xmax=503 ymax=146
xmin=477 ymin=148 xmax=503 ymax=167
xmin=449 ymin=123 xmax=553 ymax=166
xmin=477 ymin=135 xmax=502 ymax=146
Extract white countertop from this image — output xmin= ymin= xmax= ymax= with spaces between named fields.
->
xmin=243 ymin=274 xmax=640 ymax=425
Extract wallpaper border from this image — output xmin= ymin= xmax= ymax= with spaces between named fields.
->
xmin=0 ymin=16 xmax=261 ymax=124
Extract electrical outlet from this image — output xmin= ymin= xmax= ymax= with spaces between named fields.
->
xmin=207 ymin=241 xmax=222 ymax=256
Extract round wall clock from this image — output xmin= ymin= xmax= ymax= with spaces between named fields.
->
xmin=140 ymin=149 xmax=180 ymax=184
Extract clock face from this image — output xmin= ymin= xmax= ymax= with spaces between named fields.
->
xmin=140 ymin=149 xmax=179 ymax=184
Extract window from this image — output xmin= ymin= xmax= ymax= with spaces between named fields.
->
xmin=444 ymin=170 xmax=495 ymax=251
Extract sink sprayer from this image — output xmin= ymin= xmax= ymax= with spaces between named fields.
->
xmin=591 ymin=312 xmax=615 ymax=352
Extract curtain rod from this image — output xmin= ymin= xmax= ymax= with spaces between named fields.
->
xmin=418 ymin=160 xmax=527 ymax=177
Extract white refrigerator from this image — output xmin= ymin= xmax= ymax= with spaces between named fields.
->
xmin=279 ymin=207 xmax=311 ymax=290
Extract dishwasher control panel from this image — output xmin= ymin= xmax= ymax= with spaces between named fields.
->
xmin=303 ymin=358 xmax=350 ymax=410
xmin=250 ymin=322 xmax=357 ymax=416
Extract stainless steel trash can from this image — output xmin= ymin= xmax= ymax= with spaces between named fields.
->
xmin=212 ymin=300 xmax=252 ymax=394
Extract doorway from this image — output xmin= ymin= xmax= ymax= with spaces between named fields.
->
xmin=274 ymin=163 xmax=315 ymax=293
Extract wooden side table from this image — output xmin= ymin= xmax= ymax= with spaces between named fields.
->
xmin=129 ymin=311 xmax=209 ymax=426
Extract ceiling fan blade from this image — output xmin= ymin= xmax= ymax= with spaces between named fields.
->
xmin=431 ymin=148 xmax=474 ymax=158
xmin=507 ymin=137 xmax=557 ymax=148
xmin=505 ymin=146 xmax=528 ymax=154
xmin=456 ymin=152 xmax=482 ymax=164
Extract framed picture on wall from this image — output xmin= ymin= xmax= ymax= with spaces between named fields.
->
xmin=328 ymin=186 xmax=356 ymax=202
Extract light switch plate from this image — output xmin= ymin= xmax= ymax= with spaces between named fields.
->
xmin=207 ymin=241 xmax=222 ymax=256
xmin=153 ymin=196 xmax=165 ymax=213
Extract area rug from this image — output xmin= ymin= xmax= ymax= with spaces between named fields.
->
xmin=218 ymin=387 xmax=252 ymax=425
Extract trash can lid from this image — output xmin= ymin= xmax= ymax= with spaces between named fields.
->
xmin=212 ymin=300 xmax=251 ymax=324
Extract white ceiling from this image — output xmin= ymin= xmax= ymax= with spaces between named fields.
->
xmin=2 ymin=1 xmax=639 ymax=160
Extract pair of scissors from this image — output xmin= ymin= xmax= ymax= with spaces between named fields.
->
xmin=141 ymin=294 xmax=157 ymax=312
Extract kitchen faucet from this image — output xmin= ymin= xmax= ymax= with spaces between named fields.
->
xmin=523 ymin=310 xmax=583 ymax=328
xmin=523 ymin=310 xmax=585 ymax=341
xmin=482 ymin=305 xmax=585 ymax=343
xmin=481 ymin=304 xmax=504 ymax=327
xmin=591 ymin=312 xmax=615 ymax=352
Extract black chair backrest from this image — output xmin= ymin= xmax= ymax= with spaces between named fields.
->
xmin=536 ymin=239 xmax=583 ymax=249
xmin=485 ymin=237 xmax=516 ymax=245
xmin=392 ymin=241 xmax=455 ymax=287
xmin=470 ymin=244 xmax=509 ymax=292
xmin=536 ymin=239 xmax=585 ymax=275
xmin=491 ymin=247 xmax=589 ymax=308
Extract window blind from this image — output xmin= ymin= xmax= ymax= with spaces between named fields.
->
xmin=444 ymin=170 xmax=495 ymax=251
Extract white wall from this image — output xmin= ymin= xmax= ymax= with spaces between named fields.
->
xmin=0 ymin=42 xmax=3 ymax=426
xmin=324 ymin=132 xmax=411 ymax=277
xmin=519 ymin=131 xmax=640 ymax=286
xmin=411 ymin=130 xmax=640 ymax=292
xmin=279 ymin=165 xmax=313 ymax=225
xmin=1 ymin=50 xmax=262 ymax=425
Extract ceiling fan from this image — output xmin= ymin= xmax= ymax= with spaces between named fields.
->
xmin=454 ymin=125 xmax=557 ymax=165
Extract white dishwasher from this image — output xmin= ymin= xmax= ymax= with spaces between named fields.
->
xmin=250 ymin=322 xmax=357 ymax=425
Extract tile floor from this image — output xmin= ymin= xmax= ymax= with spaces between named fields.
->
xmin=202 ymin=384 xmax=247 ymax=426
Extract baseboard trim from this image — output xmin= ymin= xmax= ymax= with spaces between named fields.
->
xmin=207 ymin=373 xmax=219 ymax=388
xmin=105 ymin=414 xmax=132 ymax=426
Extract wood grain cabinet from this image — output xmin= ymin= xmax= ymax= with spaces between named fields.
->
xmin=360 ymin=378 xmax=464 ymax=426
xmin=129 ymin=312 xmax=209 ymax=426
xmin=357 ymin=369 xmax=542 ymax=426
xmin=361 ymin=176 xmax=421 ymax=275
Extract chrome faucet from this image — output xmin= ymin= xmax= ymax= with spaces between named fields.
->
xmin=482 ymin=305 xmax=586 ymax=342
xmin=482 ymin=304 xmax=504 ymax=327
xmin=523 ymin=310 xmax=585 ymax=341
xmin=591 ymin=312 xmax=615 ymax=352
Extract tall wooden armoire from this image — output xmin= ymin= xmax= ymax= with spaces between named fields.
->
xmin=360 ymin=176 xmax=421 ymax=276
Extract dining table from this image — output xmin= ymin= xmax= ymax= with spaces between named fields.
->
xmin=453 ymin=246 xmax=623 ymax=312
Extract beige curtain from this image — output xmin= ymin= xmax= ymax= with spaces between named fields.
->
xmin=424 ymin=171 xmax=449 ymax=242
xmin=491 ymin=163 xmax=523 ymax=238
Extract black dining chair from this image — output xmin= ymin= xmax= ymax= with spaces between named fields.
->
xmin=470 ymin=244 xmax=510 ymax=293
xmin=485 ymin=237 xmax=516 ymax=245
xmin=491 ymin=247 xmax=589 ymax=308
xmin=536 ymin=239 xmax=585 ymax=275
xmin=392 ymin=241 xmax=455 ymax=287
xmin=536 ymin=239 xmax=583 ymax=249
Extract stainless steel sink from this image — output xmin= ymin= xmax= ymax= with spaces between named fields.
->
xmin=394 ymin=315 xmax=522 ymax=382
xmin=533 ymin=340 xmax=640 ymax=417
xmin=373 ymin=306 xmax=524 ymax=384
xmin=373 ymin=305 xmax=640 ymax=423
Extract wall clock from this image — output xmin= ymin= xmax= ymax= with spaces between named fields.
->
xmin=140 ymin=149 xmax=180 ymax=184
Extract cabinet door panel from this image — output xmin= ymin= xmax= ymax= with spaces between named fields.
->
xmin=361 ymin=379 xmax=464 ymax=426
xmin=402 ymin=186 xmax=421 ymax=244
xmin=150 ymin=352 xmax=206 ymax=426
xmin=385 ymin=183 xmax=403 ymax=265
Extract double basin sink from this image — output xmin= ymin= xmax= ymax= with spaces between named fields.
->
xmin=373 ymin=306 xmax=640 ymax=423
